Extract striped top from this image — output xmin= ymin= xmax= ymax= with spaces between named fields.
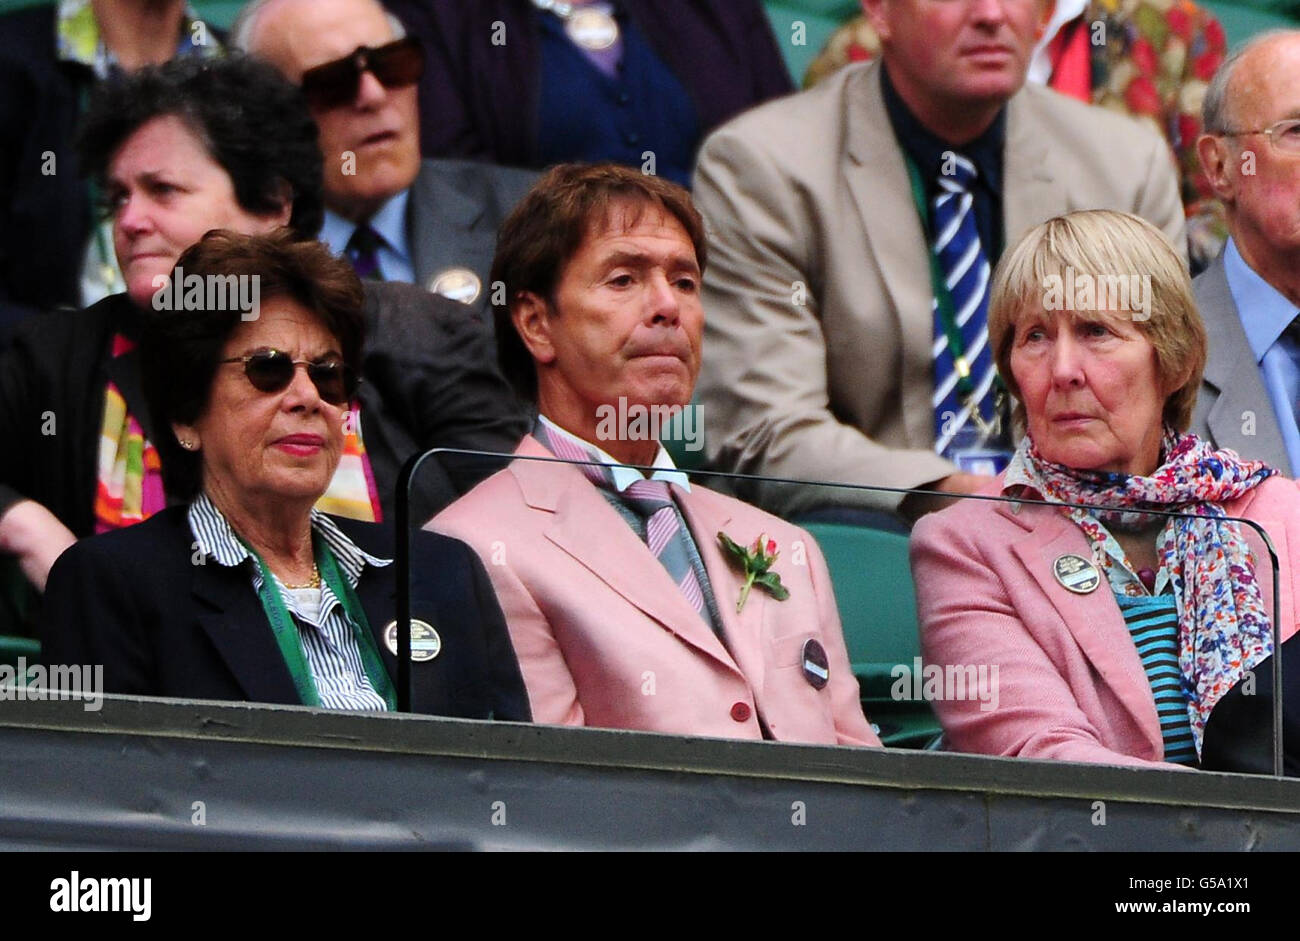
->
xmin=187 ymin=493 xmax=394 ymax=711
xmin=1114 ymin=592 xmax=1198 ymax=766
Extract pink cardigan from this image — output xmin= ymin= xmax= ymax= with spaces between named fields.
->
xmin=910 ymin=475 xmax=1300 ymax=768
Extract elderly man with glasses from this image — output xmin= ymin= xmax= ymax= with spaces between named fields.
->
xmin=233 ymin=0 xmax=538 ymax=317
xmin=1191 ymin=30 xmax=1300 ymax=476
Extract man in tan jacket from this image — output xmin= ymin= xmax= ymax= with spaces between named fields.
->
xmin=693 ymin=0 xmax=1186 ymax=521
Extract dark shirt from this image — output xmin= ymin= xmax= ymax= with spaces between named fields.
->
xmin=880 ymin=63 xmax=1005 ymax=260
xmin=535 ymin=7 xmax=700 ymax=186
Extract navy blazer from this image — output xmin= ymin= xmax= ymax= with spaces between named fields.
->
xmin=382 ymin=0 xmax=792 ymax=167
xmin=39 ymin=505 xmax=531 ymax=720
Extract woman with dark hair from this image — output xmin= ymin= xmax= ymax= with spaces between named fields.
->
xmin=40 ymin=229 xmax=530 ymax=718
xmin=0 ymin=53 xmax=527 ymax=613
xmin=0 ymin=55 xmax=316 ymax=597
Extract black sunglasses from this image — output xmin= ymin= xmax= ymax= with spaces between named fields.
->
xmin=220 ymin=351 xmax=359 ymax=405
xmin=299 ymin=37 xmax=425 ymax=111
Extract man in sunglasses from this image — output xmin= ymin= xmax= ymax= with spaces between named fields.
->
xmin=1190 ymin=30 xmax=1300 ymax=477
xmin=233 ymin=0 xmax=538 ymax=318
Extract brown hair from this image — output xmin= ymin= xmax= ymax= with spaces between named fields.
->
xmin=139 ymin=228 xmax=366 ymax=499
xmin=490 ymin=163 xmax=707 ymax=403
xmin=988 ymin=209 xmax=1207 ymax=433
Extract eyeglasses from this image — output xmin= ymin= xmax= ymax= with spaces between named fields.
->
xmin=299 ymin=37 xmax=425 ymax=111
xmin=1220 ymin=118 xmax=1300 ymax=154
xmin=219 ymin=350 xmax=359 ymax=405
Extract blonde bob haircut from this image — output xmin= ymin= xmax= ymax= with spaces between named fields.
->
xmin=988 ymin=209 xmax=1207 ymax=434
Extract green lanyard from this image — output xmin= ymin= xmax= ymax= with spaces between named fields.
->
xmin=244 ymin=535 xmax=397 ymax=711
xmin=903 ymin=151 xmax=1006 ymax=428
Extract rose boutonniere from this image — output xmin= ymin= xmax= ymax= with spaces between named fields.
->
xmin=717 ymin=531 xmax=790 ymax=613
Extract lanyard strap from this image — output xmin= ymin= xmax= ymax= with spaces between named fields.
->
xmin=245 ymin=545 xmax=321 ymax=708
xmin=903 ymin=151 xmax=980 ymax=401
xmin=316 ymin=535 xmax=397 ymax=711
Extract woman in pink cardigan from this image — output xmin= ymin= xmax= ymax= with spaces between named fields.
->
xmin=911 ymin=209 xmax=1300 ymax=770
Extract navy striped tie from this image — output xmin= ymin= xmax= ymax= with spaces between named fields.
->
xmin=930 ymin=154 xmax=997 ymax=455
xmin=346 ymin=224 xmax=384 ymax=281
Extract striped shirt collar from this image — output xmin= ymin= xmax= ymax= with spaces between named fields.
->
xmin=187 ymin=492 xmax=391 ymax=587
xmin=536 ymin=414 xmax=691 ymax=492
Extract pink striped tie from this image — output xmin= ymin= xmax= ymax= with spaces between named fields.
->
xmin=534 ymin=424 xmax=706 ymax=617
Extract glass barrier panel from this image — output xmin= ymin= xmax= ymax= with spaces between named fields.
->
xmin=404 ymin=446 xmax=1288 ymax=777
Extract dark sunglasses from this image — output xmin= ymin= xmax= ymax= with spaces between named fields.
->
xmin=220 ymin=350 xmax=359 ymax=405
xmin=299 ymin=37 xmax=425 ymax=111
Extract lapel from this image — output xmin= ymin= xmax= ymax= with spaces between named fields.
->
xmin=1002 ymin=90 xmax=1060 ymax=248
xmin=510 ymin=437 xmax=741 ymax=674
xmin=191 ymin=558 xmax=301 ymax=705
xmin=407 ymin=162 xmax=487 ymax=287
xmin=1001 ymin=501 xmax=1164 ymax=753
xmin=843 ymin=63 xmax=935 ymax=449
xmin=1195 ymin=255 xmax=1294 ymax=474
xmin=676 ymin=488 xmax=773 ymax=693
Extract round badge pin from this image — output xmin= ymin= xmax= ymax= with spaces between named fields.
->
xmin=383 ymin=619 xmax=442 ymax=662
xmin=566 ymin=7 xmax=619 ymax=50
xmin=1052 ymin=554 xmax=1101 ymax=594
xmin=427 ymin=268 xmax=482 ymax=305
xmin=801 ymin=638 xmax=829 ymax=690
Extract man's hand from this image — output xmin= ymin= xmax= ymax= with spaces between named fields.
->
xmin=0 ymin=500 xmax=77 ymax=592
xmin=899 ymin=472 xmax=998 ymax=522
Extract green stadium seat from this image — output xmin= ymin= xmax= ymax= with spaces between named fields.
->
xmin=659 ymin=401 xmax=707 ymax=472
xmin=0 ymin=634 xmax=38 ymax=670
xmin=761 ymin=0 xmax=859 ymax=87
xmin=801 ymin=520 xmax=941 ymax=748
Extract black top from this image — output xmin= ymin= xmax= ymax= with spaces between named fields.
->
xmin=39 ymin=504 xmax=531 ymax=720
xmin=880 ymin=62 xmax=1006 ymax=260
xmin=0 ymin=5 xmax=91 ymax=333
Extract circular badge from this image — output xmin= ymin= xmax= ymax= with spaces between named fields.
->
xmin=1052 ymin=554 xmax=1101 ymax=594
xmin=427 ymin=268 xmax=482 ymax=305
xmin=566 ymin=7 xmax=619 ymax=50
xmin=383 ymin=619 xmax=442 ymax=662
xmin=801 ymin=638 xmax=829 ymax=690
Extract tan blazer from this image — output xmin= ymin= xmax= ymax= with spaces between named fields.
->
xmin=693 ymin=60 xmax=1187 ymax=516
xmin=910 ymin=476 xmax=1300 ymax=767
xmin=431 ymin=436 xmax=880 ymax=747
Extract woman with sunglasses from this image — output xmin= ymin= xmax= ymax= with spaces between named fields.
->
xmin=40 ymin=229 xmax=531 ymax=718
xmin=0 ymin=54 xmax=527 ymax=610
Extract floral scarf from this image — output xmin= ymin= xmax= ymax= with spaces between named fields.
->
xmin=1003 ymin=428 xmax=1276 ymax=755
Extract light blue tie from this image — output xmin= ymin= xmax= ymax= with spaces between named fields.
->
xmin=930 ymin=154 xmax=997 ymax=455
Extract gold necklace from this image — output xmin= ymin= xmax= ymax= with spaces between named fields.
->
xmin=282 ymin=563 xmax=320 ymax=590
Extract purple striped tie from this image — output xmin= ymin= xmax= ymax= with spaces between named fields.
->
xmin=535 ymin=424 xmax=706 ymax=617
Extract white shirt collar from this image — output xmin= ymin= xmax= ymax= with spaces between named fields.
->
xmin=537 ymin=415 xmax=691 ymax=492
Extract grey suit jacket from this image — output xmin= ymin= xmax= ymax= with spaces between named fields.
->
xmin=405 ymin=158 xmax=539 ymax=320
xmin=693 ymin=60 xmax=1187 ymax=516
xmin=359 ymin=281 xmax=530 ymax=524
xmin=1189 ymin=254 xmax=1293 ymax=475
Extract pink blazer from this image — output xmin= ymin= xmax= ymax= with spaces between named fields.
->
xmin=910 ymin=475 xmax=1300 ymax=768
xmin=431 ymin=436 xmax=880 ymax=747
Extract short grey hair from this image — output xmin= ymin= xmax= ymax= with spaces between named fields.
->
xmin=1203 ymin=28 xmax=1300 ymax=134
xmin=231 ymin=0 xmax=405 ymax=56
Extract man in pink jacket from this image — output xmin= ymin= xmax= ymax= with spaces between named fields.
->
xmin=432 ymin=163 xmax=879 ymax=747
